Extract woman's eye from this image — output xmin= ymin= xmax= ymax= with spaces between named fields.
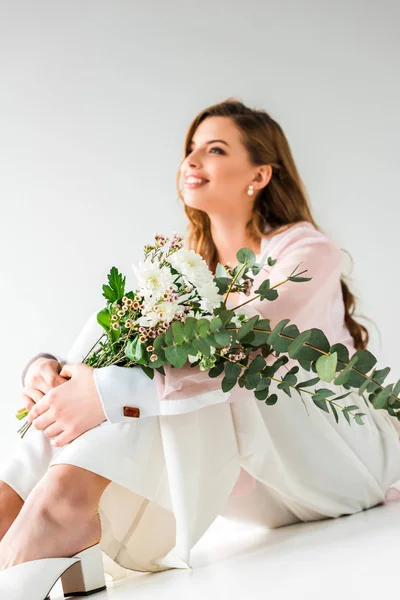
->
xmin=210 ymin=147 xmax=224 ymax=154
xmin=187 ymin=147 xmax=225 ymax=156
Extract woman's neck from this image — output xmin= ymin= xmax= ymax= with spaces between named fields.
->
xmin=211 ymin=222 xmax=262 ymax=267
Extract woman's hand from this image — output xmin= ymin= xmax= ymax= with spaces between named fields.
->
xmin=21 ymin=357 xmax=68 ymax=412
xmin=26 ymin=363 xmax=107 ymax=447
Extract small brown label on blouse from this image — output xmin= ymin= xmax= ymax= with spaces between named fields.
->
xmin=123 ymin=406 xmax=141 ymax=418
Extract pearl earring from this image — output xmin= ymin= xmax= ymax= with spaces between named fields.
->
xmin=247 ymin=185 xmax=254 ymax=196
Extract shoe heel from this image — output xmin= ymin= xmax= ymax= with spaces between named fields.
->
xmin=60 ymin=543 xmax=106 ymax=597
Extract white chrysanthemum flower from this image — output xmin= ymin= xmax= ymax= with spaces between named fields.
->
xmin=132 ymin=260 xmax=175 ymax=297
xmin=198 ymin=280 xmax=224 ymax=311
xmin=137 ymin=311 xmax=159 ymax=327
xmin=169 ymin=249 xmax=212 ymax=287
xmin=154 ymin=301 xmax=181 ymax=322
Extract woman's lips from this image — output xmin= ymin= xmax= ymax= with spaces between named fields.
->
xmin=184 ymin=181 xmax=209 ymax=189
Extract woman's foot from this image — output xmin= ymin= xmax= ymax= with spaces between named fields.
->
xmin=0 ymin=465 xmax=109 ymax=571
xmin=0 ymin=503 xmax=101 ymax=571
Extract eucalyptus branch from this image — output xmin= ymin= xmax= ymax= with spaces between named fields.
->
xmin=222 ymin=262 xmax=247 ymax=309
xmin=214 ymin=352 xmax=362 ymax=420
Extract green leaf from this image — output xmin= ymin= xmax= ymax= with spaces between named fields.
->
xmin=267 ymin=319 xmax=291 ymax=346
xmin=209 ymin=362 xmax=225 ymax=378
xmin=287 ymin=329 xmax=312 ymax=359
xmin=192 ymin=336 xmax=211 ymax=356
xmin=210 ymin=317 xmax=223 ymax=332
xmin=216 ymin=263 xmax=229 ymax=278
xmin=316 ymin=352 xmax=338 ymax=383
xmin=216 ymin=309 xmax=235 ymax=327
xmin=255 ymin=387 xmax=270 ymax=400
xmin=295 ymin=377 xmax=320 ymax=390
xmin=214 ymin=329 xmax=231 ymax=347
xmin=196 ymin=318 xmax=211 ymax=338
xmin=153 ymin=334 xmax=165 ymax=351
xmin=164 ymin=327 xmax=174 ymax=346
xmin=247 ymin=355 xmax=266 ymax=374
xmin=165 ymin=345 xmax=189 ymax=368
xmin=265 ymin=393 xmax=278 ymax=405
xmin=172 ymin=321 xmax=185 ymax=345
xmin=237 ymin=315 xmax=259 ymax=341
xmin=254 ymin=279 xmax=279 ymax=301
xmin=354 ymin=413 xmax=366 ymax=425
xmin=273 ymin=324 xmax=300 ymax=354
xmin=140 ymin=365 xmax=154 ymax=379
xmin=224 ymin=361 xmax=242 ymax=382
xmin=372 ymin=384 xmax=394 ymax=410
xmin=330 ymin=402 xmax=339 ymax=424
xmin=236 ymin=247 xmax=256 ymax=267
xmin=102 ymin=266 xmax=126 ymax=303
xmin=288 ymin=275 xmax=312 ymax=282
xmin=312 ymin=397 xmax=329 ymax=412
xmin=125 ymin=337 xmax=146 ymax=364
xmin=334 ymin=354 xmax=359 ymax=386
xmin=222 ymin=377 xmax=237 ymax=393
xmin=215 ymin=277 xmax=231 ymax=294
xmin=184 ymin=317 xmax=198 ymax=339
xmin=97 ymin=308 xmax=111 ymax=332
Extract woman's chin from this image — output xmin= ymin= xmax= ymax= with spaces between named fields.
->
xmin=183 ymin=197 xmax=211 ymax=211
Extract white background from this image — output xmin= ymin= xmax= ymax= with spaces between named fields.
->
xmin=0 ymin=0 xmax=399 ymax=454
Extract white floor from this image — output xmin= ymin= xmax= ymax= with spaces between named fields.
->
xmin=49 ymin=498 xmax=400 ymax=600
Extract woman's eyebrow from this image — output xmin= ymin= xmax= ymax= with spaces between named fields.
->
xmin=189 ymin=139 xmax=230 ymax=147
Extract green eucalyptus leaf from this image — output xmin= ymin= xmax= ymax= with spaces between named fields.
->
xmin=372 ymin=383 xmax=394 ymax=410
xmin=192 ymin=336 xmax=210 ymax=356
xmin=334 ymin=354 xmax=359 ymax=386
xmin=254 ymin=279 xmax=279 ymax=301
xmin=237 ymin=315 xmax=259 ymax=341
xmin=224 ymin=361 xmax=242 ymax=382
xmin=172 ymin=321 xmax=185 ymax=345
xmin=316 ymin=352 xmax=338 ymax=383
xmin=268 ymin=319 xmax=291 ymax=346
xmin=140 ymin=365 xmax=155 ymax=379
xmin=214 ymin=329 xmax=231 ymax=347
xmin=209 ymin=362 xmax=225 ymax=378
xmin=265 ymin=393 xmax=278 ymax=405
xmin=197 ymin=318 xmax=211 ymax=338
xmin=210 ymin=317 xmax=223 ymax=332
xmin=236 ymin=247 xmax=256 ymax=267
xmin=165 ymin=345 xmax=189 ymax=368
xmin=222 ymin=377 xmax=237 ymax=393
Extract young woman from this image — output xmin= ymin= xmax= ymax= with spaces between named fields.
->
xmin=1 ymin=99 xmax=400 ymax=599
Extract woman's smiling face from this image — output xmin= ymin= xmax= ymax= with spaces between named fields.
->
xmin=180 ymin=116 xmax=262 ymax=218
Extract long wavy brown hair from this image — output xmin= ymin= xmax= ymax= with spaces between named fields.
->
xmin=175 ymin=98 xmax=372 ymax=351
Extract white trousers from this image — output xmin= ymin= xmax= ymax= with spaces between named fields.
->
xmin=1 ymin=373 xmax=400 ymax=581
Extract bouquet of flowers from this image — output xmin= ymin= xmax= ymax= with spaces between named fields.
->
xmin=17 ymin=231 xmax=400 ymax=438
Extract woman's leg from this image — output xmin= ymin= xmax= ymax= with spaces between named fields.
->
xmin=0 ymin=464 xmax=111 ymax=570
xmin=0 ymin=482 xmax=24 ymax=541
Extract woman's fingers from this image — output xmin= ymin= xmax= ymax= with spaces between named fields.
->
xmin=20 ymin=387 xmax=45 ymax=411
xmin=42 ymin=422 xmax=64 ymax=440
xmin=26 ymin=359 xmax=68 ymax=394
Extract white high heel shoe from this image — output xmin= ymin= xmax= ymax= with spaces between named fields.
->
xmin=0 ymin=542 xmax=106 ymax=600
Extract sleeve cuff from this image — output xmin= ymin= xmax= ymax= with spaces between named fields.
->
xmin=93 ymin=365 xmax=160 ymax=422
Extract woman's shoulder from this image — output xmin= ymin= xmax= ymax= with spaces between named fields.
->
xmin=260 ymin=220 xmax=342 ymax=262
xmin=262 ymin=220 xmax=339 ymax=247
